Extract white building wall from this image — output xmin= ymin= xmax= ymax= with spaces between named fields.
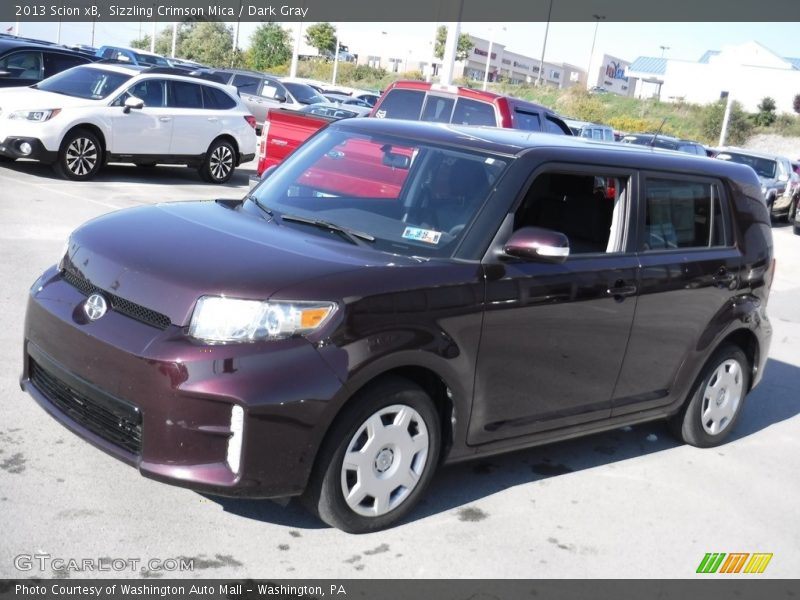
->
xmin=661 ymin=60 xmax=800 ymax=113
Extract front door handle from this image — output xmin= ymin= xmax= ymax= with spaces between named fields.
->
xmin=207 ymin=117 xmax=219 ymax=122
xmin=607 ymin=279 xmax=637 ymax=301
xmin=159 ymin=116 xmax=171 ymax=122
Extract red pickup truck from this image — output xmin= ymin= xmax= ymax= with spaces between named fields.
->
xmin=255 ymin=80 xmax=571 ymax=176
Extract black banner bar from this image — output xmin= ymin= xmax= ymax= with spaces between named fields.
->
xmin=3 ymin=0 xmax=800 ymax=23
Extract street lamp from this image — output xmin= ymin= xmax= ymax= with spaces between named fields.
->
xmin=482 ymin=25 xmax=505 ymax=91
xmin=660 ymin=45 xmax=670 ymax=57
xmin=587 ymin=13 xmax=605 ymax=89
xmin=536 ymin=0 xmax=554 ymax=86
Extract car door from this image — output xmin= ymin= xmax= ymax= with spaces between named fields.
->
xmin=611 ymin=173 xmax=739 ymax=416
xmin=469 ymin=163 xmax=639 ymax=444
xmin=108 ymin=78 xmax=173 ymax=156
xmin=0 ymin=50 xmax=43 ymax=87
xmin=167 ymin=80 xmax=217 ymax=156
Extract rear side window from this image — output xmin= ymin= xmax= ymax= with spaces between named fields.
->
xmin=43 ymin=52 xmax=89 ymax=77
xmin=421 ymin=96 xmax=455 ymax=123
xmin=451 ymin=98 xmax=496 ymax=126
xmin=0 ymin=50 xmax=42 ymax=80
xmin=231 ymin=73 xmax=260 ymax=95
xmin=169 ymin=81 xmax=203 ymax=109
xmin=643 ymin=178 xmax=730 ymax=250
xmin=373 ymin=89 xmax=425 ymax=120
xmin=514 ymin=110 xmax=541 ymax=131
xmin=202 ymin=85 xmax=236 ymax=110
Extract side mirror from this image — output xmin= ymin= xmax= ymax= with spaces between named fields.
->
xmin=122 ymin=96 xmax=144 ymax=114
xmin=275 ymin=93 xmax=287 ymax=103
xmin=502 ymin=226 xmax=570 ymax=264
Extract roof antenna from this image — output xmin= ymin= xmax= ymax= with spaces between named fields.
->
xmin=650 ymin=118 xmax=667 ymax=147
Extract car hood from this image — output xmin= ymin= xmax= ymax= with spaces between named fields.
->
xmin=64 ymin=200 xmax=415 ymax=327
xmin=0 ymin=86 xmax=102 ymax=111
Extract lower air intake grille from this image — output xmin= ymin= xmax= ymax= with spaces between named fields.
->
xmin=62 ymin=269 xmax=171 ymax=330
xmin=29 ymin=358 xmax=142 ymax=455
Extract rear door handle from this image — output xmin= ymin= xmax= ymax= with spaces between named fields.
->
xmin=207 ymin=117 xmax=219 ymax=122
xmin=607 ymin=279 xmax=637 ymax=301
xmin=159 ymin=117 xmax=171 ymax=122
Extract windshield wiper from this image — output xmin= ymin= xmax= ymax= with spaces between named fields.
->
xmin=245 ymin=194 xmax=275 ymax=222
xmin=281 ymin=213 xmax=375 ymax=245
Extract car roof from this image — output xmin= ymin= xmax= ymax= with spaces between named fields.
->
xmin=97 ymin=45 xmax=163 ymax=57
xmin=0 ymin=37 xmax=91 ymax=54
xmin=331 ymin=118 xmax=759 ymax=184
xmin=717 ymin=147 xmax=788 ymax=161
xmin=76 ymin=63 xmax=241 ymax=92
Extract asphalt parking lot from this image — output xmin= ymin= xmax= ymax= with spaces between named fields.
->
xmin=1 ymin=159 xmax=798 ymax=579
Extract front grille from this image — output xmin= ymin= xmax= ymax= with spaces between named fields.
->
xmin=30 ymin=358 xmax=142 ymax=455
xmin=62 ymin=269 xmax=171 ymax=330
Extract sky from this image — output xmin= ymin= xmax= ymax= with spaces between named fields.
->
xmin=4 ymin=21 xmax=800 ymax=68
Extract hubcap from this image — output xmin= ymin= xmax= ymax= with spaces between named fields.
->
xmin=341 ymin=404 xmax=429 ymax=517
xmin=701 ymin=359 xmax=744 ymax=435
xmin=65 ymin=137 xmax=98 ymax=176
xmin=209 ymin=145 xmax=233 ymax=180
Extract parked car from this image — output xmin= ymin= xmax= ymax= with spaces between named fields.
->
xmin=714 ymin=148 xmax=796 ymax=221
xmin=0 ymin=37 xmax=96 ymax=88
xmin=620 ymin=133 xmax=707 ymax=156
xmin=95 ymin=46 xmax=171 ymax=67
xmin=22 ymin=118 xmax=773 ymax=532
xmin=322 ymin=94 xmax=372 ymax=116
xmin=371 ymin=80 xmax=572 ymax=133
xmin=354 ymin=92 xmax=381 ymax=107
xmin=563 ymin=118 xmax=615 ymax=141
xmin=191 ymin=70 xmax=324 ymax=133
xmin=0 ymin=63 xmax=256 ymax=182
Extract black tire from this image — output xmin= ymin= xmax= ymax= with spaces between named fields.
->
xmin=53 ymin=129 xmax=103 ymax=181
xmin=199 ymin=138 xmax=236 ymax=184
xmin=669 ymin=344 xmax=750 ymax=448
xmin=794 ymin=223 xmax=800 ymax=236
xmin=301 ymin=377 xmax=441 ymax=533
xmin=786 ymin=197 xmax=797 ymax=224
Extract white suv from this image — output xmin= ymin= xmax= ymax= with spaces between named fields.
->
xmin=0 ymin=63 xmax=257 ymax=183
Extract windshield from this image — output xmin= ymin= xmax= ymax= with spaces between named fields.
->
xmin=35 ymin=66 xmax=132 ymax=99
xmin=251 ymin=127 xmax=509 ymax=258
xmin=284 ymin=82 xmax=327 ymax=105
xmin=716 ymin=152 xmax=777 ymax=179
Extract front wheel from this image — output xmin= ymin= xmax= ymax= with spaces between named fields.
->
xmin=669 ymin=344 xmax=750 ymax=448
xmin=199 ymin=139 xmax=236 ymax=184
xmin=53 ymin=129 xmax=102 ymax=181
xmin=302 ymin=377 xmax=441 ymax=533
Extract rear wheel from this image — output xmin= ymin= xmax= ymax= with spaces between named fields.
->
xmin=669 ymin=344 xmax=750 ymax=447
xmin=54 ymin=129 xmax=102 ymax=181
xmin=786 ymin=196 xmax=797 ymax=224
xmin=199 ymin=139 xmax=236 ymax=184
xmin=302 ymin=377 xmax=441 ymax=533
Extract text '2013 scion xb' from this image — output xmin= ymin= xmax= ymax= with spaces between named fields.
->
xmin=22 ymin=118 xmax=774 ymax=533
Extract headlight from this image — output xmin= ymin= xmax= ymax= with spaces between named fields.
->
xmin=188 ymin=296 xmax=337 ymax=343
xmin=9 ymin=108 xmax=61 ymax=122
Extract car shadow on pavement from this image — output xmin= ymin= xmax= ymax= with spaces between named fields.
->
xmin=0 ymin=159 xmax=255 ymax=188
xmin=203 ymin=358 xmax=800 ymax=531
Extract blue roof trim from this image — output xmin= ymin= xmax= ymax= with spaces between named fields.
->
xmin=785 ymin=57 xmax=800 ymax=70
xmin=628 ymin=57 xmax=667 ymax=75
xmin=698 ymin=50 xmax=720 ymax=63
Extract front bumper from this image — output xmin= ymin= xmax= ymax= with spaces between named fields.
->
xmin=0 ymin=136 xmax=58 ymax=162
xmin=21 ymin=266 xmax=345 ymax=498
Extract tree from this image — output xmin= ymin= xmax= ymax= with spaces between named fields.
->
xmin=793 ymin=93 xmax=800 ymax=115
xmin=701 ymin=99 xmax=753 ymax=146
xmin=181 ymin=22 xmax=235 ymax=68
xmin=130 ymin=23 xmax=193 ymax=58
xmin=305 ymin=22 xmax=337 ymax=56
xmin=246 ymin=23 xmax=292 ymax=71
xmin=434 ymin=26 xmax=474 ymax=62
xmin=754 ymin=96 xmax=777 ymax=127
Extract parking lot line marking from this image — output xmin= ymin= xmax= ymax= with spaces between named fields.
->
xmin=0 ymin=172 xmax=124 ymax=209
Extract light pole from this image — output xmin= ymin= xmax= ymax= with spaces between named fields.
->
xmin=660 ymin=45 xmax=670 ymax=57
xmin=536 ymin=0 xmax=554 ymax=86
xmin=332 ymin=28 xmax=340 ymax=85
xmin=482 ymin=26 xmax=505 ymax=91
xmin=587 ymin=13 xmax=605 ymax=89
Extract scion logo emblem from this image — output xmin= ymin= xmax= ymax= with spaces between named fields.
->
xmin=83 ymin=293 xmax=108 ymax=321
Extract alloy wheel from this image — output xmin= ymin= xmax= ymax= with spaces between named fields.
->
xmin=209 ymin=145 xmax=233 ymax=181
xmin=65 ymin=137 xmax=98 ymax=176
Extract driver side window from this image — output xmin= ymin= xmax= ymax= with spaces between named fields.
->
xmin=514 ymin=171 xmax=629 ymax=254
xmin=113 ymin=79 xmax=166 ymax=107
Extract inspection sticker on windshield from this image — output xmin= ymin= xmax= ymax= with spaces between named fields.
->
xmin=402 ymin=227 xmax=442 ymax=245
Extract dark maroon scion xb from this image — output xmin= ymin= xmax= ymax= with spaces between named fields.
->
xmin=22 ymin=119 xmax=774 ymax=532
